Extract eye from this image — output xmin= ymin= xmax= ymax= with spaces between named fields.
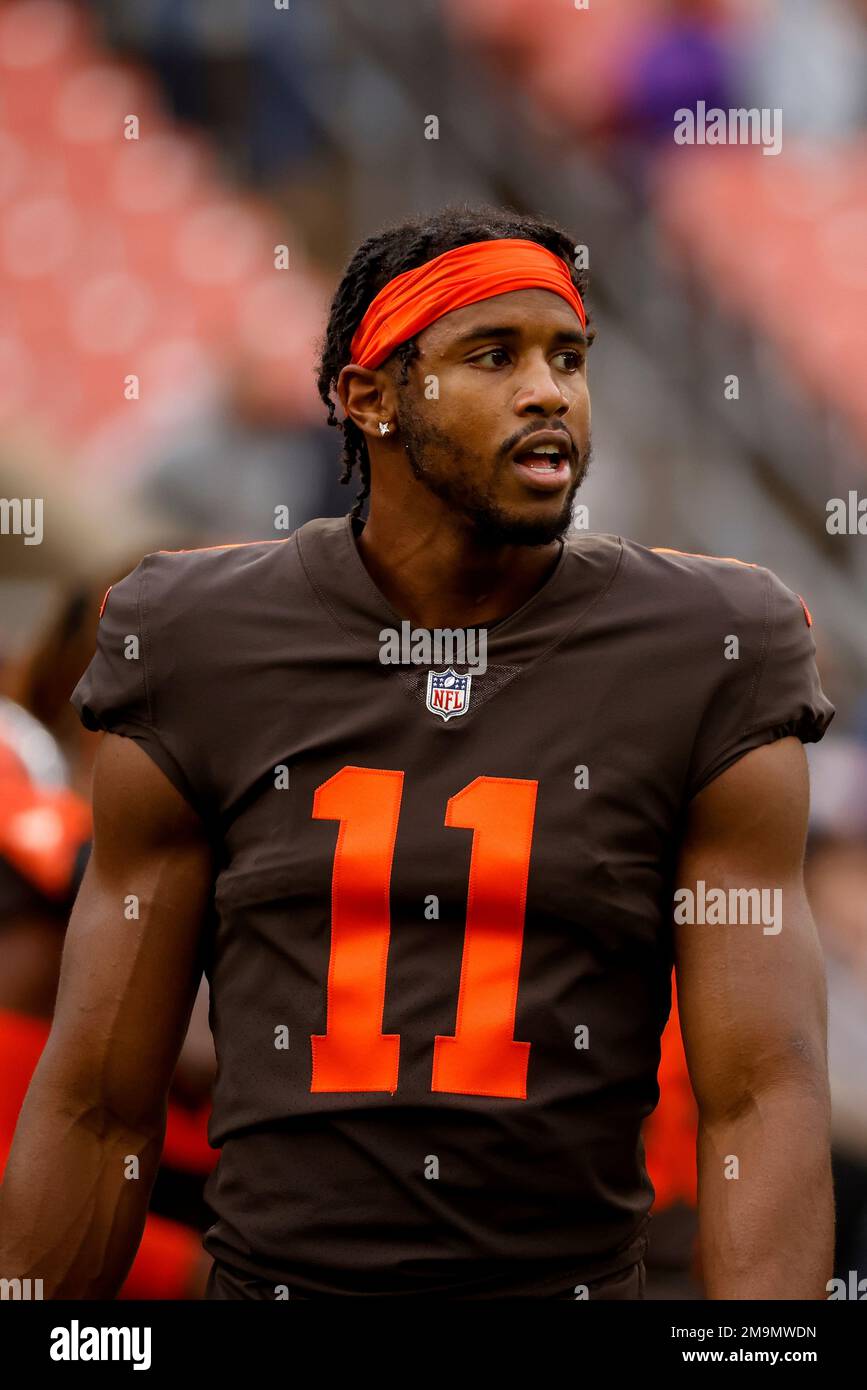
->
xmin=553 ymin=350 xmax=584 ymax=372
xmin=471 ymin=347 xmax=511 ymax=368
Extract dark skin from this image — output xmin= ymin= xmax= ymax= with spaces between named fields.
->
xmin=0 ymin=737 xmax=214 ymax=1297
xmin=339 ymin=288 xmax=592 ymax=628
xmin=0 ymin=286 xmax=832 ymax=1298
xmin=0 ymin=896 xmax=214 ymax=1297
xmin=674 ymin=738 xmax=833 ymax=1298
xmin=0 ymin=900 xmax=215 ymax=1102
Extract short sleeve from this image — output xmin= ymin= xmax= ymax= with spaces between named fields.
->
xmin=686 ymin=566 xmax=835 ymax=799
xmin=70 ymin=559 xmax=206 ymax=818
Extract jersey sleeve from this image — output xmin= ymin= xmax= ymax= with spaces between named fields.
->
xmin=70 ymin=557 xmax=208 ymax=819
xmin=686 ymin=565 xmax=835 ymax=799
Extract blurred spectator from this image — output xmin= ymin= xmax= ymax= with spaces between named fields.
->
xmin=0 ymin=687 xmax=217 ymax=1297
xmin=134 ymin=379 xmax=351 ymax=544
xmin=619 ymin=0 xmax=739 ymax=142
xmin=643 ymin=972 xmax=703 ymax=1299
xmin=83 ymin=0 xmax=323 ymax=183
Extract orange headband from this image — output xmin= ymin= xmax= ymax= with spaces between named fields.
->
xmin=349 ymin=237 xmax=586 ymax=370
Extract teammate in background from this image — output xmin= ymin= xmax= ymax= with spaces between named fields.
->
xmin=642 ymin=973 xmax=702 ymax=1299
xmin=0 ymin=205 xmax=834 ymax=1299
xmin=0 ymin=702 xmax=214 ymax=1298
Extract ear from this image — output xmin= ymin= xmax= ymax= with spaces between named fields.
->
xmin=336 ymin=365 xmax=399 ymax=442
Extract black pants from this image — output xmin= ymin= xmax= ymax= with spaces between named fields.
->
xmin=205 ymin=1256 xmax=646 ymax=1300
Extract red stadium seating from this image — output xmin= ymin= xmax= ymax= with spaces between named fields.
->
xmin=0 ymin=0 xmax=326 ymax=466
xmin=654 ymin=143 xmax=867 ymax=451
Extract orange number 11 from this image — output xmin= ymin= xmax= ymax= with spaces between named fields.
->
xmin=311 ymin=767 xmax=538 ymax=1100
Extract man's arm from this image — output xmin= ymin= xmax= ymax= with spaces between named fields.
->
xmin=674 ymin=735 xmax=834 ymax=1300
xmin=0 ymin=733 xmax=214 ymax=1299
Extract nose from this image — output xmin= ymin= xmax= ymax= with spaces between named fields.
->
xmin=513 ymin=354 xmax=570 ymax=417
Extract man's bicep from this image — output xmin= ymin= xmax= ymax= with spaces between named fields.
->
xmin=673 ymin=738 xmax=828 ymax=1125
xmin=44 ymin=734 xmax=215 ymax=1129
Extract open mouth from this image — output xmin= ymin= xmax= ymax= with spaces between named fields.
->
xmin=512 ymin=439 xmax=571 ymax=490
xmin=515 ymin=444 xmax=564 ymax=468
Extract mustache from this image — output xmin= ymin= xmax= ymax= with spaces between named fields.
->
xmin=499 ymin=423 xmax=576 ymax=458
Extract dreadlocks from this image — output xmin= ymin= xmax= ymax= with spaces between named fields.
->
xmin=315 ymin=203 xmax=594 ymax=518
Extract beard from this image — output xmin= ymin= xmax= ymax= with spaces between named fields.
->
xmin=395 ymin=396 xmax=592 ymax=547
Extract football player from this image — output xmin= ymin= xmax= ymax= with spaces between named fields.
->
xmin=0 ymin=205 xmax=835 ymax=1299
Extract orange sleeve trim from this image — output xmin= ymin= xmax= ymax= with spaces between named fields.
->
xmin=98 ymin=585 xmax=112 ymax=619
xmin=652 ymin=548 xmax=816 ymax=627
xmin=155 ymin=538 xmax=289 ymax=555
xmin=650 ymin=546 xmax=759 ymax=568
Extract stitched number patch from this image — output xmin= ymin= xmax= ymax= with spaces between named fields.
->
xmin=312 ymin=767 xmax=537 ymax=1099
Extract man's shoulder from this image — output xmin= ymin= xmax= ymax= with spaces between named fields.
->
xmin=561 ymin=531 xmax=815 ymax=644
xmin=618 ymin=535 xmax=766 ymax=589
xmin=102 ymin=533 xmax=305 ymax=637
xmin=137 ymin=518 xmax=346 ymax=609
xmin=141 ymin=534 xmax=294 ymax=592
xmin=597 ymin=533 xmax=787 ymax=615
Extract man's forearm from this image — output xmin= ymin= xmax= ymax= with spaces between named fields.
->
xmin=697 ymin=1077 xmax=834 ymax=1299
xmin=0 ymin=1066 xmax=164 ymax=1299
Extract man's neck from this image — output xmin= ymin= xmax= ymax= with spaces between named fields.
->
xmin=354 ymin=506 xmax=563 ymax=630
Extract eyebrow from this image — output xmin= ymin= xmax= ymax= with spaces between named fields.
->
xmin=452 ymin=324 xmax=588 ymax=349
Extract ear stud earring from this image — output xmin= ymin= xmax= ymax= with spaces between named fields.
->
xmin=378 ymin=421 xmax=391 ymax=435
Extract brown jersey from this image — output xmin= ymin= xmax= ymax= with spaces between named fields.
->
xmin=70 ymin=515 xmax=834 ymax=1297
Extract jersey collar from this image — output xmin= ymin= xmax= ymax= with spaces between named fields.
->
xmin=295 ymin=512 xmax=622 ymax=668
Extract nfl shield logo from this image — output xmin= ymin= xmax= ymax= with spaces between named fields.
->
xmin=426 ymin=668 xmax=472 ymax=722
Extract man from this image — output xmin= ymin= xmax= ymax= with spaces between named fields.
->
xmin=0 ymin=205 xmax=835 ymax=1299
